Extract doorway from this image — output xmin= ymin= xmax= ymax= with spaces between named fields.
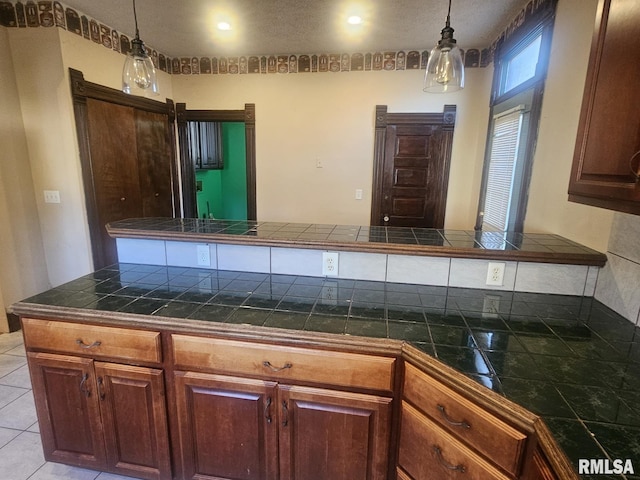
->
xmin=177 ymin=104 xmax=256 ymax=220
xmin=370 ymin=105 xmax=456 ymax=228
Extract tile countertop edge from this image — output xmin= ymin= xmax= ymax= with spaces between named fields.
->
xmin=106 ymin=224 xmax=608 ymax=267
xmin=11 ymin=301 xmax=579 ymax=480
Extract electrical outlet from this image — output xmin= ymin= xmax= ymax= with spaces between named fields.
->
xmin=321 ymin=281 xmax=338 ymax=305
xmin=196 ymin=245 xmax=211 ymax=267
xmin=322 ymin=252 xmax=339 ymax=276
xmin=486 ymin=262 xmax=505 ymax=286
xmin=482 ymin=295 xmax=501 ymax=318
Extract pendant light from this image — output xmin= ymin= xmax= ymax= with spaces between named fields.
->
xmin=122 ymin=0 xmax=158 ymax=95
xmin=424 ymin=0 xmax=464 ymax=93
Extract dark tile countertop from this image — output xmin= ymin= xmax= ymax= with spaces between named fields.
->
xmin=107 ymin=218 xmax=607 ymax=266
xmin=17 ymin=263 xmax=640 ymax=479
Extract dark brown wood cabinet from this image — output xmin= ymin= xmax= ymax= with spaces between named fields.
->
xmin=174 ymin=372 xmax=279 ymax=480
xmin=22 ymin=318 xmax=171 ymax=480
xmin=27 ymin=353 xmax=171 ymax=480
xmin=568 ymin=0 xmax=640 ymax=214
xmin=19 ymin=314 xmax=576 ymax=480
xmin=172 ymin=335 xmax=395 ymax=480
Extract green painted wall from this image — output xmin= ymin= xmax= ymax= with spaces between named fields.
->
xmin=195 ymin=122 xmax=247 ymax=220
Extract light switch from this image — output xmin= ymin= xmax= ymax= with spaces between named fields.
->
xmin=355 ymin=189 xmax=363 ymax=200
xmin=44 ymin=190 xmax=61 ymax=204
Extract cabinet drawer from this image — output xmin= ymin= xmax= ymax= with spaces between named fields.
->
xmin=172 ymin=334 xmax=396 ymax=392
xmin=399 ymin=401 xmax=510 ymax=480
xmin=22 ymin=318 xmax=162 ymax=364
xmin=403 ymin=363 xmax=526 ymax=475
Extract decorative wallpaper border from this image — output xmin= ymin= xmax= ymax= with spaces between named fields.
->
xmin=0 ymin=0 xmax=555 ymax=76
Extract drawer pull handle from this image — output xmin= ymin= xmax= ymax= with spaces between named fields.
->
xmin=76 ymin=339 xmax=102 ymax=349
xmin=264 ymin=397 xmax=272 ymax=424
xmin=433 ymin=445 xmax=466 ymax=473
xmin=282 ymin=400 xmax=289 ymax=427
xmin=263 ymin=361 xmax=293 ymax=372
xmin=79 ymin=373 xmax=91 ymax=398
xmin=437 ymin=404 xmax=470 ymax=429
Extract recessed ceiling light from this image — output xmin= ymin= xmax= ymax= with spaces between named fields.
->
xmin=217 ymin=21 xmax=232 ymax=31
xmin=347 ymin=15 xmax=362 ymax=25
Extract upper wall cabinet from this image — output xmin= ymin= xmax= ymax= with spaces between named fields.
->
xmin=568 ymin=0 xmax=640 ymax=215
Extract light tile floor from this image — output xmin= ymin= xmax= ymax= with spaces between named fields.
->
xmin=0 ymin=331 xmax=137 ymax=480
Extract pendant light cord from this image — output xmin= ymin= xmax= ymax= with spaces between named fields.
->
xmin=446 ymin=0 xmax=452 ymax=28
xmin=133 ymin=0 xmax=140 ymax=39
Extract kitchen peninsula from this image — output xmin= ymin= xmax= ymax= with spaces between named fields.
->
xmin=11 ymin=218 xmax=639 ymax=480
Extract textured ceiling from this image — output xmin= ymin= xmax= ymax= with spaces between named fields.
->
xmin=58 ymin=0 xmax=529 ymax=57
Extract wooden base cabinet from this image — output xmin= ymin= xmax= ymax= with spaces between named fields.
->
xmin=28 ymin=352 xmax=171 ymax=480
xmin=174 ymin=372 xmax=392 ymax=480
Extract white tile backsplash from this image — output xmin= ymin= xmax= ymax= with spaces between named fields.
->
xmin=449 ymin=259 xmax=517 ymax=291
xmin=386 ymin=255 xmax=450 ymax=286
xmin=338 ymin=252 xmax=387 ymax=281
xmin=515 ymin=263 xmax=588 ymax=296
xmin=595 ymin=253 xmax=640 ymax=324
xmin=166 ymin=241 xmax=217 ymax=269
xmin=115 ymin=239 xmax=602 ymax=296
xmin=271 ymin=248 xmax=324 ymax=276
xmin=216 ymin=244 xmax=271 ymax=273
xmin=116 ymin=238 xmax=166 ymax=265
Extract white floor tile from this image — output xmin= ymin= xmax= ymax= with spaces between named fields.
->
xmin=4 ymin=344 xmax=26 ymax=357
xmin=0 ymin=354 xmax=27 ymax=378
xmin=0 ymin=333 xmax=24 ymax=355
xmin=29 ymin=461 xmax=100 ymax=480
xmin=0 ymin=427 xmax=20 ymax=449
xmin=0 ymin=384 xmax=29 ymax=410
xmin=0 ymin=431 xmax=45 ymax=480
xmin=0 ymin=365 xmax=32 ymax=389
xmin=0 ymin=391 xmax=37 ymax=430
xmin=95 ymin=473 xmax=139 ymax=479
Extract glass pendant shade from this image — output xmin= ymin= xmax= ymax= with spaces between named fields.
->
xmin=122 ymin=37 xmax=158 ymax=95
xmin=423 ymin=0 xmax=465 ymax=93
xmin=424 ymin=41 xmax=464 ymax=92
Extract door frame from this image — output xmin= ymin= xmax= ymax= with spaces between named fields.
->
xmin=176 ymin=104 xmax=257 ymax=220
xmin=70 ymin=68 xmax=179 ymax=269
xmin=370 ymin=105 xmax=457 ymax=227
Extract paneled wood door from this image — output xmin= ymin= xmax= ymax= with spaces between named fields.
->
xmin=174 ymin=371 xmax=279 ymax=480
xmin=71 ymin=69 xmax=178 ymax=269
xmin=371 ymin=105 xmax=456 ymax=228
xmin=278 ymin=384 xmax=392 ymax=480
xmin=27 ymin=352 xmax=106 ymax=470
xmin=96 ymin=362 xmax=172 ymax=480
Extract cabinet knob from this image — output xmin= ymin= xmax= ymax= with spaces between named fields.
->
xmin=155 ymin=193 xmax=160 ymax=197
xmin=383 ymin=214 xmax=390 ymax=223
xmin=120 ymin=197 xmax=126 ymax=202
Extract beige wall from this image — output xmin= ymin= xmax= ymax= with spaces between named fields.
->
xmin=525 ymin=0 xmax=613 ymax=251
xmin=172 ymin=66 xmax=492 ymax=227
xmin=0 ymin=26 xmax=49 ymax=329
xmin=0 ymin=0 xmax=619 ymax=311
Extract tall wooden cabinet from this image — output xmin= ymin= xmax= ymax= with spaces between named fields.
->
xmin=70 ymin=69 xmax=179 ymax=269
xmin=568 ymin=0 xmax=640 ymax=214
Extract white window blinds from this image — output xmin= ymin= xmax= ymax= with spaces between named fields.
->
xmin=481 ymin=106 xmax=525 ymax=231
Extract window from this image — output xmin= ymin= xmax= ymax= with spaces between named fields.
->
xmin=187 ymin=121 xmax=224 ymax=170
xmin=476 ymin=19 xmax=554 ymax=233
xmin=500 ymin=33 xmax=542 ymax=95
xmin=482 ymin=106 xmax=527 ymax=230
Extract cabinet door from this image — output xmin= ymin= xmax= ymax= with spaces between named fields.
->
xmin=95 ymin=362 xmax=171 ymax=480
xmin=135 ymin=109 xmax=175 ymax=218
xmin=278 ymin=384 xmax=392 ymax=480
xmin=27 ymin=352 xmax=106 ymax=470
xmin=174 ymin=371 xmax=278 ymax=480
xmin=569 ymin=0 xmax=640 ymax=214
